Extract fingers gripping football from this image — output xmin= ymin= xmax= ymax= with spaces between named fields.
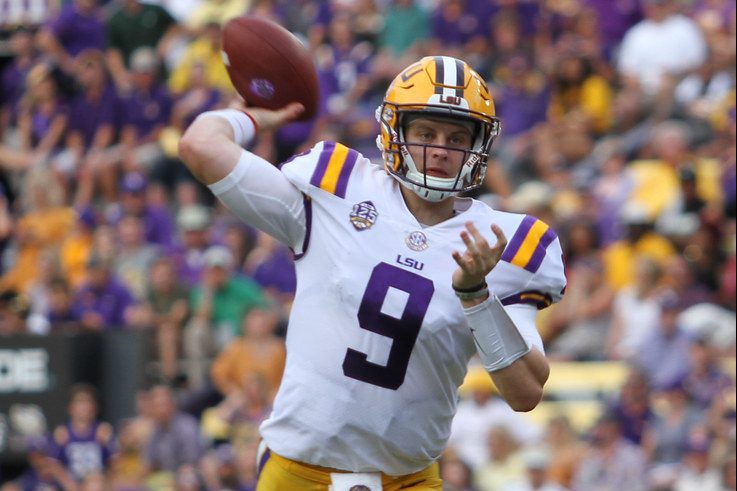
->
xmin=451 ymin=222 xmax=507 ymax=290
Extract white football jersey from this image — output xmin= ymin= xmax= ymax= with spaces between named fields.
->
xmin=218 ymin=142 xmax=566 ymax=476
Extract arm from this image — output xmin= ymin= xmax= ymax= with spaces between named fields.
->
xmin=178 ymin=103 xmax=309 ymax=249
xmin=452 ymin=222 xmax=548 ymax=412
xmin=178 ymin=103 xmax=303 ymax=184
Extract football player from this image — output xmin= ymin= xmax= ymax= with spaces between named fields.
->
xmin=179 ymin=56 xmax=566 ymax=491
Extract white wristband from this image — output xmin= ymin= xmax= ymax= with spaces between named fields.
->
xmin=197 ymin=109 xmax=256 ymax=147
xmin=464 ymin=294 xmax=531 ymax=372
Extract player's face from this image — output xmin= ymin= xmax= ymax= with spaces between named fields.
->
xmin=404 ymin=118 xmax=473 ymax=179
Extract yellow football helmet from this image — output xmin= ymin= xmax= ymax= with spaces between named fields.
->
xmin=376 ymin=56 xmax=501 ymax=202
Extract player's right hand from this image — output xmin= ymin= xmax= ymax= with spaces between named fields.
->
xmin=229 ymin=99 xmax=304 ymax=132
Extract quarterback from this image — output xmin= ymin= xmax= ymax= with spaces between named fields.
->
xmin=179 ymin=56 xmax=566 ymax=490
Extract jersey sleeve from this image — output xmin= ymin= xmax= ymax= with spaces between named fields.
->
xmin=499 ymin=215 xmax=567 ymax=310
xmin=281 ymin=140 xmax=361 ymax=199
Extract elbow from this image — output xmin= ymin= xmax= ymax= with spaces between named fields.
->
xmin=177 ymin=128 xmax=201 ymax=164
xmin=507 ymin=386 xmax=544 ymax=413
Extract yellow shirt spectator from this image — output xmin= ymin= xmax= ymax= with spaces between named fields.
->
xmin=0 ymin=207 xmax=76 ymax=294
xmin=185 ymin=0 xmax=250 ymax=31
xmin=168 ymin=31 xmax=235 ymax=95
xmin=628 ymin=158 xmax=722 ymax=218
xmin=603 ymin=230 xmax=676 ymax=290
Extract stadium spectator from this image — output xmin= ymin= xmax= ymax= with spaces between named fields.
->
xmin=570 ymin=413 xmax=647 ymax=491
xmin=672 ymin=436 xmax=723 ymax=491
xmin=617 ymin=0 xmax=708 ymax=97
xmin=607 ymin=255 xmax=668 ymax=359
xmin=183 ymin=245 xmax=266 ymax=386
xmin=171 ymin=203 xmax=213 ymax=284
xmin=127 ymin=255 xmax=190 ymax=381
xmin=508 ymin=447 xmax=569 ymax=491
xmin=438 ymin=450 xmax=479 ymax=491
xmin=117 ymin=47 xmax=172 ymax=176
xmin=143 ymin=384 xmax=206 ymax=472
xmin=106 ymin=171 xmax=176 ymax=248
xmin=243 ymin=231 xmax=296 ymax=308
xmin=605 ymin=368 xmax=655 ymax=446
xmin=113 ymin=214 xmax=161 ymax=300
xmin=474 ymin=426 xmax=526 ymax=491
xmin=184 ymin=0 xmax=250 ymax=33
xmin=641 ymin=378 xmax=707 ymax=487
xmin=540 ymin=415 xmax=586 ymax=489
xmin=547 ymin=258 xmax=612 ymax=360
xmin=58 ymin=207 xmax=97 ymax=289
xmin=0 ymin=167 xmax=75 ymax=295
xmin=70 ymin=252 xmax=137 ymax=330
xmin=36 ymin=0 xmax=106 ymax=73
xmin=428 ymin=0 xmax=482 ymax=61
xmin=210 ymin=303 xmax=285 ymax=403
xmin=169 ymin=21 xmax=234 ymax=99
xmin=48 ymin=384 xmax=116 ymax=482
xmin=601 ymin=204 xmax=676 ymax=291
xmin=631 ymin=291 xmax=694 ymax=388
xmin=547 ymin=52 xmax=613 ymax=136
xmin=0 ymin=27 xmax=40 ymax=135
xmin=0 ymin=62 xmax=70 ymax=173
xmin=0 ymin=437 xmax=76 ymax=491
xmin=683 ymin=334 xmax=736 ymax=409
xmin=0 ymin=289 xmax=28 ymax=335
xmin=373 ymin=0 xmax=430 ymax=78
xmin=65 ymin=49 xmax=121 ymax=202
xmin=44 ymin=277 xmax=78 ymax=331
xmin=105 ymin=0 xmax=178 ymax=93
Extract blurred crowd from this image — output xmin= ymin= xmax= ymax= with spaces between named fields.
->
xmin=0 ymin=0 xmax=735 ymax=490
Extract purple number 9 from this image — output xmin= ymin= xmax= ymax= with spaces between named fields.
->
xmin=342 ymin=262 xmax=434 ymax=390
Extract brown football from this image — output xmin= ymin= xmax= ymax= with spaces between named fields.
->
xmin=222 ymin=16 xmax=319 ymax=121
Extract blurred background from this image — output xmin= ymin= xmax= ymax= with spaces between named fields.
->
xmin=0 ymin=0 xmax=734 ymax=490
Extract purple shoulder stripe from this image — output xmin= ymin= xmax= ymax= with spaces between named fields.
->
xmin=525 ymin=226 xmax=557 ymax=273
xmin=501 ymin=215 xmax=536 ymax=263
xmin=309 ymin=141 xmax=336 ymax=187
xmin=333 ymin=148 xmax=359 ymax=198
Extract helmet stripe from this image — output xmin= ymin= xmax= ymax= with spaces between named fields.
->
xmin=433 ymin=56 xmax=444 ymax=95
xmin=454 ymin=58 xmax=465 ymax=98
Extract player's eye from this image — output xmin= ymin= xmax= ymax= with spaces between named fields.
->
xmin=449 ymin=134 xmax=472 ymax=148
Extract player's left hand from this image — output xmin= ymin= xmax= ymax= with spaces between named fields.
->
xmin=451 ymin=222 xmax=507 ymax=290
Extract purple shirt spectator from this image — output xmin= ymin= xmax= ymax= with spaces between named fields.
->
xmin=472 ymin=1 xmax=541 ymax=38
xmin=107 ymin=172 xmax=177 ymax=248
xmin=68 ymin=83 xmax=120 ymax=150
xmin=71 ymin=273 xmax=135 ymax=329
xmin=144 ymin=412 xmax=205 ymax=471
xmin=494 ymin=82 xmax=550 ymax=138
xmin=0 ymin=62 xmax=31 ymax=123
xmin=122 ymin=85 xmax=173 ymax=140
xmin=584 ymin=0 xmax=642 ymax=57
xmin=431 ymin=2 xmax=480 ymax=47
xmin=49 ymin=421 xmax=115 ymax=480
xmin=30 ymin=103 xmax=68 ymax=147
xmin=45 ymin=2 xmax=106 ymax=57
xmin=251 ymin=246 xmax=297 ymax=296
